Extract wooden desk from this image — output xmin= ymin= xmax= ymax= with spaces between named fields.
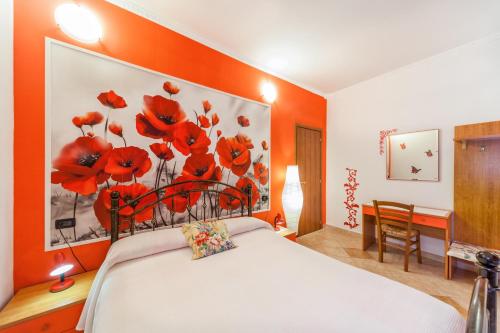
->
xmin=0 ymin=270 xmax=97 ymax=332
xmin=361 ymin=203 xmax=453 ymax=279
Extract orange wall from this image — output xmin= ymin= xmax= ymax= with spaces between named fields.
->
xmin=13 ymin=0 xmax=327 ymax=289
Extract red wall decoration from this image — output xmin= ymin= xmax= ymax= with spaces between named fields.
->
xmin=379 ymin=129 xmax=397 ymax=155
xmin=343 ymin=168 xmax=359 ymax=229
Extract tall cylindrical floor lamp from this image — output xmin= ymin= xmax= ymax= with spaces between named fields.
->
xmin=282 ymin=165 xmax=303 ymax=233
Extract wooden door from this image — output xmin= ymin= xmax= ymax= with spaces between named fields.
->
xmin=296 ymin=125 xmax=322 ymax=236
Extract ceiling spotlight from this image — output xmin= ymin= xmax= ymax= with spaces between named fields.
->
xmin=55 ymin=3 xmax=102 ymax=43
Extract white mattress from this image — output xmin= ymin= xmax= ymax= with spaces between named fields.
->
xmin=78 ymin=217 xmax=465 ymax=333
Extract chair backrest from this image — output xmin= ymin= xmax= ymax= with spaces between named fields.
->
xmin=373 ymin=200 xmax=415 ymax=232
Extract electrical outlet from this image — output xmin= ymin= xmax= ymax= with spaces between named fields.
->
xmin=55 ymin=218 xmax=76 ymax=229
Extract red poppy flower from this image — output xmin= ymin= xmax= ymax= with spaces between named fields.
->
xmin=235 ymin=133 xmax=254 ymax=149
xmin=216 ymin=137 xmax=251 ymax=176
xmin=182 ymin=153 xmax=216 ymax=183
xmin=150 ymin=143 xmax=174 ymax=160
xmin=163 ymin=81 xmax=180 ymax=95
xmin=97 ymin=90 xmax=127 ymax=109
xmin=261 ymin=140 xmax=269 ymax=151
xmin=202 ymin=100 xmax=212 ymax=113
xmin=236 ymin=177 xmax=259 ymax=207
xmin=51 ymin=136 xmax=112 ymax=195
xmin=197 ymin=115 xmax=210 ymax=128
xmin=253 ymin=162 xmax=269 ymax=185
xmin=173 ymin=121 xmax=211 ymax=156
xmin=93 ymin=183 xmax=157 ymax=232
xmin=87 ymin=132 xmax=95 ymax=137
xmin=72 ymin=116 xmax=84 ymax=128
xmin=163 ymin=176 xmax=201 ymax=213
xmin=105 ymin=146 xmax=152 ymax=182
xmin=211 ymin=113 xmax=219 ymax=126
xmin=216 ymin=130 xmax=222 ymax=137
xmin=237 ymin=115 xmax=250 ymax=127
xmin=108 ymin=122 xmax=123 ymax=137
xmin=136 ymin=95 xmax=186 ymax=141
xmin=83 ymin=112 xmax=104 ymax=126
xmin=219 ymin=188 xmax=242 ymax=210
xmin=212 ymin=166 xmax=222 ymax=182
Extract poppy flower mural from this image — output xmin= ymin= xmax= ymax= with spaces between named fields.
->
xmin=47 ymin=41 xmax=270 ymax=249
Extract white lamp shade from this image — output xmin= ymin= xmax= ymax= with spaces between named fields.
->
xmin=282 ymin=165 xmax=303 ymax=233
xmin=49 ymin=263 xmax=74 ymax=277
xmin=55 ymin=4 xmax=102 ymax=43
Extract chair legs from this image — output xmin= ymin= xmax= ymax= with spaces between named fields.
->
xmin=416 ymin=233 xmax=422 ymax=264
xmin=404 ymin=238 xmax=410 ymax=272
xmin=377 ymin=229 xmax=384 ymax=263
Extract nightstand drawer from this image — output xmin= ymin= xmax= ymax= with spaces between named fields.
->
xmin=0 ymin=303 xmax=83 ymax=333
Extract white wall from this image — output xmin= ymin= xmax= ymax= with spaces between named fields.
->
xmin=0 ymin=0 xmax=14 ymax=308
xmin=326 ymin=34 xmax=500 ymax=256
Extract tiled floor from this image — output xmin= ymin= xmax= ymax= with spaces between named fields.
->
xmin=297 ymin=225 xmax=482 ymax=318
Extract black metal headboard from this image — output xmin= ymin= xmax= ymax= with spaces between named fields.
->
xmin=109 ymin=180 xmax=253 ymax=243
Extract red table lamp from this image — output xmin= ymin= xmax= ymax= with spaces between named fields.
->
xmin=49 ymin=252 xmax=74 ymax=293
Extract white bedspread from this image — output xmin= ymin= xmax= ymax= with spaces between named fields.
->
xmin=78 ymin=217 xmax=465 ymax=333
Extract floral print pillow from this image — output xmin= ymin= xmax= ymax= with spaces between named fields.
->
xmin=182 ymin=220 xmax=236 ymax=259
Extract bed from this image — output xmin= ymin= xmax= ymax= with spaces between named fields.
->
xmin=77 ymin=181 xmax=465 ymax=333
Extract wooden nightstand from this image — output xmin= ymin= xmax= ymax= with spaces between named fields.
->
xmin=0 ymin=270 xmax=97 ymax=333
xmin=276 ymin=227 xmax=297 ymax=241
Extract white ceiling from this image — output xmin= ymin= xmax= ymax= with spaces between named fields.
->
xmin=108 ymin=0 xmax=500 ymax=94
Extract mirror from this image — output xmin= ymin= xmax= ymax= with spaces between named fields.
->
xmin=386 ymin=129 xmax=439 ymax=181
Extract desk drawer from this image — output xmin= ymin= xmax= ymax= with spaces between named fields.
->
xmin=412 ymin=214 xmax=447 ymax=229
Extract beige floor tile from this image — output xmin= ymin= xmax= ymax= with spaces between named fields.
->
xmin=297 ymin=225 xmax=489 ymax=319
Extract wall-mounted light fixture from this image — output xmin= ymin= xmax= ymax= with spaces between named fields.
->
xmin=55 ymin=3 xmax=102 ymax=43
xmin=261 ymin=81 xmax=277 ymax=103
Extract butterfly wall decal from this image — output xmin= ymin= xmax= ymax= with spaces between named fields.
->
xmin=425 ymin=149 xmax=433 ymax=157
xmin=411 ymin=166 xmax=422 ymax=174
xmin=400 ymin=143 xmax=406 ymax=150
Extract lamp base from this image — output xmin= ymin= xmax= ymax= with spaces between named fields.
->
xmin=50 ymin=278 xmax=74 ymax=293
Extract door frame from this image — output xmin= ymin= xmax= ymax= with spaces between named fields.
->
xmin=295 ymin=123 xmax=323 ymax=227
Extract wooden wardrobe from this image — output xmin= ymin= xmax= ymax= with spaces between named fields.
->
xmin=454 ymin=120 xmax=500 ymax=249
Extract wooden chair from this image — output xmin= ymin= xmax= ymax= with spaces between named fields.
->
xmin=373 ymin=200 xmax=422 ymax=272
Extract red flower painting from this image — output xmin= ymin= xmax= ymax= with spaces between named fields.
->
xmin=136 ymin=95 xmax=186 ymax=140
xmin=93 ymin=183 xmax=157 ymax=232
xmin=173 ymin=121 xmax=211 ymax=156
xmin=51 ymin=136 xmax=112 ymax=195
xmin=105 ymin=146 xmax=152 ymax=182
xmin=216 ymin=136 xmax=251 ymax=176
xmin=50 ymin=78 xmax=270 ymax=248
xmin=97 ymin=90 xmax=127 ymax=109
